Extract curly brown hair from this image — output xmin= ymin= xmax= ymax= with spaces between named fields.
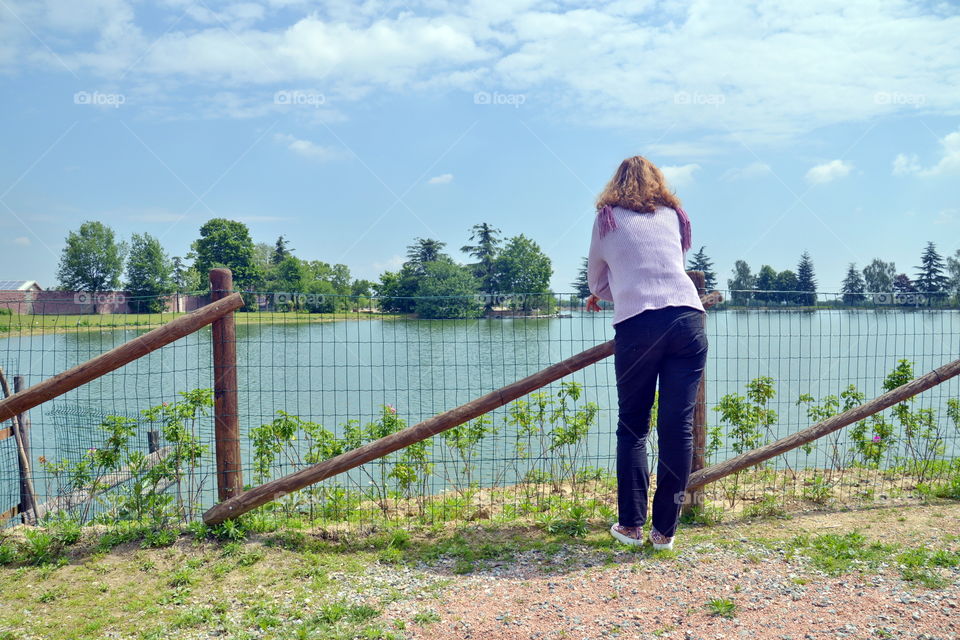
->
xmin=596 ymin=156 xmax=682 ymax=213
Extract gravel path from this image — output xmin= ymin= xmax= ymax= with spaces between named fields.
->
xmin=389 ymin=542 xmax=960 ymax=640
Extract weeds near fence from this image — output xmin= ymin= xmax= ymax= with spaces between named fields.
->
xmin=39 ymin=390 xmax=213 ymax=530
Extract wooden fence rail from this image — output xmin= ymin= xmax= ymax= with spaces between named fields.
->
xmin=685 ymin=355 xmax=960 ymax=492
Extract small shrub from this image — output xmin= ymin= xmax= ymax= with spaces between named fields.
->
xmin=743 ymin=495 xmax=787 ymax=519
xmin=706 ymin=598 xmax=737 ymax=618
xmin=679 ymin=503 xmax=725 ymax=526
xmin=168 ymin=567 xmax=195 ymax=588
xmin=21 ymin=529 xmax=65 ymax=566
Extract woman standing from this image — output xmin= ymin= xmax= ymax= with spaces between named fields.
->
xmin=586 ymin=156 xmax=708 ymax=550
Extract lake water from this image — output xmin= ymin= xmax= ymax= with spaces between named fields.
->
xmin=1 ymin=308 xmax=958 ymax=514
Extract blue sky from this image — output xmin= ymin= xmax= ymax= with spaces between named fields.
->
xmin=1 ymin=0 xmax=958 ymax=293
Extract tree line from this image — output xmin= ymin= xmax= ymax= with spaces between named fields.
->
xmin=54 ymin=219 xmax=554 ymax=318
xmin=572 ymin=242 xmax=960 ymax=307
xmin=55 ymin=218 xmax=960 ymax=315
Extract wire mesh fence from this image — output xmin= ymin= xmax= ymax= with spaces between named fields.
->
xmin=0 ymin=287 xmax=958 ymax=530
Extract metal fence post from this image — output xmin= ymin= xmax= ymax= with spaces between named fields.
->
xmin=210 ymin=269 xmax=243 ymax=501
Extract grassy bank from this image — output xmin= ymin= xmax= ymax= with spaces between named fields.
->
xmin=0 ymin=310 xmax=406 ymax=335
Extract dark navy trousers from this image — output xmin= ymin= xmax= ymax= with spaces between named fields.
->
xmin=613 ymin=306 xmax=708 ymax=537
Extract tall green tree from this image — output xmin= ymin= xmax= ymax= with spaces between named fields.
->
xmin=375 ymin=264 xmax=420 ymax=313
xmin=493 ymin=234 xmax=552 ymax=310
xmin=415 ymin=258 xmax=483 ymax=319
xmin=268 ymin=255 xmax=308 ymax=310
xmin=461 ymin=223 xmax=502 ymax=294
xmin=796 ymin=251 xmax=817 ymax=306
xmin=841 ymin=263 xmax=866 ymax=305
xmin=572 ymin=257 xmax=591 ymax=299
xmin=406 ymin=238 xmax=447 ymax=274
xmin=56 ymin=221 xmax=126 ymax=291
xmin=862 ymin=258 xmax=896 ymax=294
xmin=125 ymin=233 xmax=174 ymax=313
xmin=728 ymin=260 xmax=755 ymax=305
xmin=271 ymin=235 xmax=292 ymax=265
xmin=686 ymin=246 xmax=717 ymax=290
xmin=775 ymin=269 xmax=798 ymax=304
xmin=946 ymin=249 xmax=960 ymax=304
xmin=191 ymin=218 xmax=261 ymax=291
xmin=913 ymin=241 xmax=949 ymax=297
xmin=754 ymin=265 xmax=778 ymax=304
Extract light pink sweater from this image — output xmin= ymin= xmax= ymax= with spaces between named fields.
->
xmin=588 ymin=205 xmax=704 ymax=326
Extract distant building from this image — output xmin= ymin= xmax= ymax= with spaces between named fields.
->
xmin=0 ymin=280 xmax=43 ymax=314
xmin=0 ymin=280 xmax=42 ymax=292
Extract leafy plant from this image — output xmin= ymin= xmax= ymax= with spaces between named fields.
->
xmin=797 ymin=384 xmax=866 ymax=470
xmin=713 ymin=377 xmax=778 ymax=505
xmin=883 ymin=360 xmax=945 ymax=480
xmin=442 ymin=415 xmax=497 ymax=498
xmin=507 ymin=381 xmax=598 ymax=497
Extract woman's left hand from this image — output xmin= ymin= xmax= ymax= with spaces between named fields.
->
xmin=585 ymin=294 xmax=602 ymax=312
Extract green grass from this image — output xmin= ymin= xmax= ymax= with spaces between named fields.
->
xmin=0 ymin=309 xmax=403 ymax=334
xmin=1 ymin=501 xmax=959 ymax=639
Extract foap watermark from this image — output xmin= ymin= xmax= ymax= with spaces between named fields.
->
xmin=872 ymin=292 xmax=928 ymax=306
xmin=673 ymin=91 xmax=725 ymax=107
xmin=474 ymin=293 xmax=526 ymax=306
xmin=74 ymin=91 xmax=125 ymax=108
xmin=74 ymin=292 xmax=127 ymax=305
xmin=874 ymin=91 xmax=926 ymax=107
xmin=473 ymin=91 xmax=526 ymax=108
xmin=273 ymin=292 xmax=326 ymax=307
xmin=274 ymin=90 xmax=326 ymax=108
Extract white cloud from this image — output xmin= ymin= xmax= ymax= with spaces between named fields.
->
xmin=721 ymin=162 xmax=772 ymax=181
xmin=660 ymin=163 xmax=700 ymax=188
xmin=894 ymin=128 xmax=960 ymax=176
xmin=805 ymin=159 xmax=853 ymax=184
xmin=892 ymin=153 xmax=921 ymax=176
xmin=935 ymin=208 xmax=957 ymax=225
xmin=427 ymin=173 xmax=453 ymax=184
xmin=273 ymin=133 xmax=339 ymax=160
xmin=13 ymin=237 xmax=31 ymax=246
xmin=8 ymin=2 xmax=960 ymax=143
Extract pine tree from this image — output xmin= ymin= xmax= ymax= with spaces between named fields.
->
xmin=686 ymin=246 xmax=717 ymax=290
xmin=572 ymin=257 xmax=591 ymax=299
xmin=841 ymin=263 xmax=866 ymax=305
xmin=913 ymin=241 xmax=949 ymax=297
xmin=796 ymin=251 xmax=817 ymax=306
xmin=461 ymin=223 xmax=502 ymax=295
xmin=406 ymin=238 xmax=448 ymax=275
xmin=271 ymin=236 xmax=292 ymax=265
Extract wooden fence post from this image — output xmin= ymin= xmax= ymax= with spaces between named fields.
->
xmin=210 ymin=269 xmax=243 ymax=501
xmin=683 ymin=271 xmax=707 ymax=517
xmin=13 ymin=376 xmax=36 ymax=524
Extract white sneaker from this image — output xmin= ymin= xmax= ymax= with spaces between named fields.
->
xmin=650 ymin=528 xmax=674 ymax=551
xmin=610 ymin=523 xmax=645 ymax=546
